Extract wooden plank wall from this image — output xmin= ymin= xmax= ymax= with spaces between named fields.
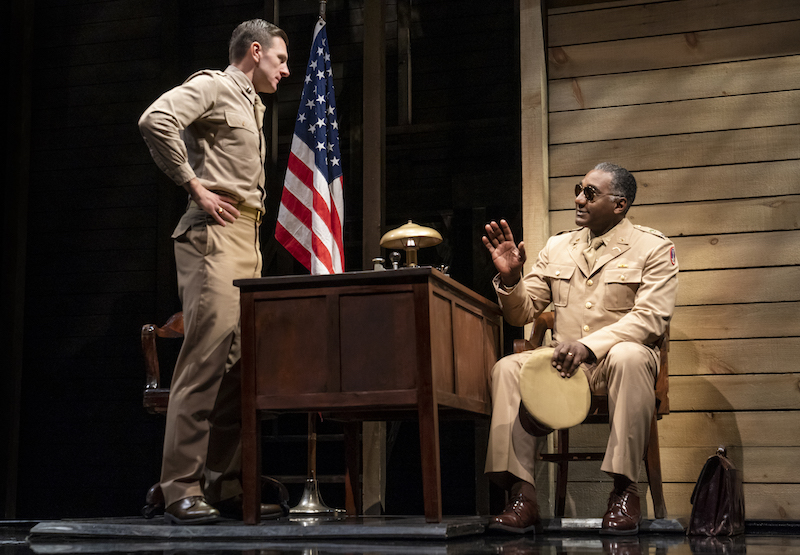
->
xmin=544 ymin=0 xmax=800 ymax=520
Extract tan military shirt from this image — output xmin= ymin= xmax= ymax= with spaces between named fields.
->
xmin=494 ymin=218 xmax=678 ymax=360
xmin=138 ymin=65 xmax=267 ymax=216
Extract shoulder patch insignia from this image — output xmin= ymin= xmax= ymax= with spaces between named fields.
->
xmin=633 ymin=225 xmax=667 ymax=240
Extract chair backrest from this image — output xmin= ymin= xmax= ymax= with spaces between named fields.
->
xmin=525 ymin=311 xmax=670 ymax=416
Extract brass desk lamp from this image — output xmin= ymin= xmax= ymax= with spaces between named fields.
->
xmin=379 ymin=221 xmax=442 ymax=267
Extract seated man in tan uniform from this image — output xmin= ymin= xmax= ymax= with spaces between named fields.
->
xmin=138 ymin=20 xmax=289 ymax=524
xmin=482 ymin=162 xmax=678 ymax=535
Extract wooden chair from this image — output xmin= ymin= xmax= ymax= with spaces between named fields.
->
xmin=140 ymin=312 xmax=184 ymax=414
xmin=513 ymin=311 xmax=669 ymax=519
xmin=139 ymin=311 xmax=181 ymax=517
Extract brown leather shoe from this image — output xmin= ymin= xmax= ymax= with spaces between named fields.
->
xmin=601 ymin=490 xmax=641 ymax=535
xmin=164 ymin=496 xmax=220 ymax=525
xmin=488 ymin=492 xmax=541 ymax=534
xmin=142 ymin=482 xmax=165 ymax=519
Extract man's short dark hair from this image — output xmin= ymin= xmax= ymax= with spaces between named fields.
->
xmin=594 ymin=162 xmax=636 ymax=210
xmin=229 ymin=19 xmax=288 ymax=64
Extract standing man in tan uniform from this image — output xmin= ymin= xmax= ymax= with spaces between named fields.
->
xmin=138 ymin=19 xmax=289 ymax=524
xmin=482 ymin=162 xmax=678 ymax=535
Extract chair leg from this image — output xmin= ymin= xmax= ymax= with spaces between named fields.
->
xmin=474 ymin=419 xmax=490 ymax=515
xmin=644 ymin=412 xmax=667 ymax=519
xmin=343 ymin=421 xmax=362 ymax=517
xmin=555 ymin=429 xmax=569 ymax=517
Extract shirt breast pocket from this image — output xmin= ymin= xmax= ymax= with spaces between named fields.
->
xmin=603 ymin=268 xmax=642 ymax=311
xmin=543 ymin=264 xmax=575 ymax=307
xmin=224 ymin=110 xmax=257 ymax=135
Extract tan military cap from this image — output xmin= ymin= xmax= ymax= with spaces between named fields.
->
xmin=518 ymin=347 xmax=591 ymax=436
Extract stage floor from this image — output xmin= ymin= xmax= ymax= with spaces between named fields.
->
xmin=2 ymin=518 xmax=799 ymax=554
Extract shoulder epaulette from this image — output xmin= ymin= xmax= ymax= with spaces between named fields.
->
xmin=633 ymin=225 xmax=667 ymax=239
xmin=555 ymin=227 xmax=582 ymax=236
xmin=184 ymin=69 xmax=225 ymax=83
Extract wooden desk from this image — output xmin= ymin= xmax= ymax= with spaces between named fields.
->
xmin=235 ymin=268 xmax=502 ymax=524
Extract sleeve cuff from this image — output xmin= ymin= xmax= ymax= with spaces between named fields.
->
xmin=493 ymin=274 xmax=518 ymax=295
xmin=165 ymin=163 xmax=196 ymax=186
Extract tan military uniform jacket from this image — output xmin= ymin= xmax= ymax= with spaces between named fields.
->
xmin=138 ymin=65 xmax=267 ymax=227
xmin=494 ymin=218 xmax=678 ymax=359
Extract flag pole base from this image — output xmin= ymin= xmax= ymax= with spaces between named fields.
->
xmin=289 ymin=477 xmax=345 ymax=516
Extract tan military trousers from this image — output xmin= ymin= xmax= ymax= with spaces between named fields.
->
xmin=485 ymin=342 xmax=658 ymax=488
xmin=160 ymin=209 xmax=262 ymax=506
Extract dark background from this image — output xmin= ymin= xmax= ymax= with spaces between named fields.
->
xmin=2 ymin=0 xmax=522 ymax=519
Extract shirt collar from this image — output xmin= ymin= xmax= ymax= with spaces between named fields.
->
xmin=224 ymin=65 xmax=258 ymax=105
xmin=587 ymin=218 xmax=627 ymax=246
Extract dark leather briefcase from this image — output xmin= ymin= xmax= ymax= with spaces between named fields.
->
xmin=687 ymin=446 xmax=746 ymax=536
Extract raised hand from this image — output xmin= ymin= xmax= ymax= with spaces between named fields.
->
xmin=482 ymin=219 xmax=527 ymax=287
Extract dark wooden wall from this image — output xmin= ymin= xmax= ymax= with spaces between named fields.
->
xmin=13 ymin=0 xmax=265 ymax=519
xmin=2 ymin=0 xmax=34 ymax=520
xmin=7 ymin=0 xmax=520 ymax=518
xmin=384 ymin=1 xmax=521 ymax=297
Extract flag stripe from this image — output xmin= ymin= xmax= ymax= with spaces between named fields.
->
xmin=275 ymin=222 xmax=311 ymax=269
xmin=330 ymin=176 xmax=344 ymax=260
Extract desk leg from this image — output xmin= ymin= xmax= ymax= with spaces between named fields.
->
xmin=241 ymin=355 xmax=260 ymax=525
xmin=241 ymin=415 xmax=261 ymax=524
xmin=343 ymin=421 xmax=362 ymax=517
xmin=242 ymin=414 xmax=261 ymax=524
xmin=239 ymin=296 xmax=261 ymax=525
xmin=418 ymin=399 xmax=443 ymax=522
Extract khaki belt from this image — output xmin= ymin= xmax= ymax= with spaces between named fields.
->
xmin=189 ymin=200 xmax=262 ymax=223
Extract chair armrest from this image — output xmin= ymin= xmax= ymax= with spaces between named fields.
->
xmin=159 ymin=312 xmax=184 ymax=338
xmin=513 ymin=339 xmax=535 ymax=353
xmin=512 ymin=312 xmax=555 ymax=354
xmin=141 ymin=312 xmax=184 ymax=390
xmin=529 ymin=312 xmax=555 ymax=349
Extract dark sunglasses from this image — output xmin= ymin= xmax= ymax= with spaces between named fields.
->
xmin=574 ymin=183 xmax=622 ymax=202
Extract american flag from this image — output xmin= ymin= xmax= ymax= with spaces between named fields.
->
xmin=275 ymin=18 xmax=344 ymax=275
